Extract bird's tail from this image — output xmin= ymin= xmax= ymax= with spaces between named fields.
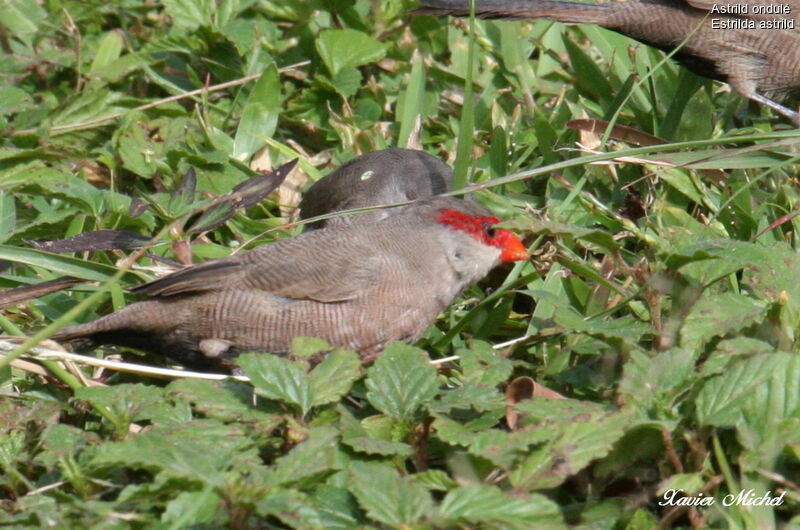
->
xmin=52 ymin=300 xmax=172 ymax=342
xmin=412 ymin=0 xmax=614 ymax=25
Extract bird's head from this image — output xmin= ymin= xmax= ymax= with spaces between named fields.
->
xmin=436 ymin=209 xmax=528 ymax=263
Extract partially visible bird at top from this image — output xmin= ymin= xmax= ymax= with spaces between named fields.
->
xmin=53 ymin=197 xmax=528 ymax=371
xmin=413 ymin=0 xmax=800 ymax=126
xmin=299 ymin=148 xmax=453 ymax=229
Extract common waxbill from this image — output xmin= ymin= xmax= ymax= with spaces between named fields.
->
xmin=53 ymin=197 xmax=527 ymax=369
xmin=299 ymin=148 xmax=453 ymax=229
xmin=414 ymin=0 xmax=800 ymax=125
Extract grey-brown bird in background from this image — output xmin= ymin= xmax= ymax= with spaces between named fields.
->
xmin=299 ymin=148 xmax=453 ymax=229
xmin=413 ymin=0 xmax=800 ymax=125
xmin=53 ymin=197 xmax=528 ymax=370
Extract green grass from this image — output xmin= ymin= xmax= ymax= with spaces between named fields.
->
xmin=2 ymin=0 xmax=800 ymax=527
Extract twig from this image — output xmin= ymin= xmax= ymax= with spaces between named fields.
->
xmin=0 ymin=339 xmax=248 ymax=382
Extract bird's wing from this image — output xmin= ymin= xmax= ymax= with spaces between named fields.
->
xmin=243 ymin=245 xmax=383 ymax=302
xmin=130 ymin=230 xmax=385 ymax=303
xmin=130 ymin=259 xmax=246 ymax=297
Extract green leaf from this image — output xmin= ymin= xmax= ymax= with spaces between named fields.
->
xmin=0 ymin=87 xmax=33 ymax=114
xmin=309 ymin=349 xmax=362 ymax=407
xmin=162 ymin=0 xmax=214 ymax=29
xmin=511 ymin=219 xmax=620 ymax=253
xmin=311 ymin=486 xmax=361 ymax=530
xmin=316 ymin=29 xmax=388 ymax=77
xmin=563 ymin=33 xmax=613 ymax=102
xmin=35 ymin=424 xmax=97 ymax=468
xmin=91 ymin=420 xmax=256 ymax=484
xmin=365 ymin=343 xmax=439 ymax=421
xmin=238 ymin=354 xmax=313 ymax=416
xmin=291 ymin=336 xmax=332 ymax=358
xmin=233 ymin=64 xmax=281 ymax=162
xmin=456 ymin=342 xmax=516 ymax=387
xmin=431 ymin=382 xmax=505 ymax=414
xmin=162 ymin=488 xmax=221 ymax=527
xmin=696 ymin=352 xmax=800 ymax=427
xmin=348 ymin=461 xmax=432 ymax=527
xmin=269 ymin=427 xmax=339 ymax=486
xmin=0 ymin=0 xmax=45 ymax=46
xmin=680 ymin=292 xmax=768 ymax=350
xmin=339 ymin=409 xmax=413 ymax=457
xmin=618 ymin=348 xmax=699 ymax=412
xmin=657 ymin=473 xmax=705 ymax=496
xmin=0 ymin=191 xmax=16 ymax=243
xmin=439 ymin=484 xmax=563 ymax=528
xmin=167 ymin=379 xmax=282 ymax=431
xmin=396 ymin=53 xmax=425 ymax=148
xmin=412 ymin=469 xmax=457 ymax=491
xmin=509 ymin=398 xmax=633 ymax=490
xmin=0 ymin=244 xmax=141 ymax=283
xmin=89 ymin=31 xmax=124 ymax=73
xmin=554 ymin=311 xmax=650 ymax=347
xmin=255 ymin=490 xmax=324 ymax=529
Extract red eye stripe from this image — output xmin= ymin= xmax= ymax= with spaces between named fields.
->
xmin=436 ymin=209 xmax=500 ymax=244
xmin=437 ymin=208 xmax=528 ymax=262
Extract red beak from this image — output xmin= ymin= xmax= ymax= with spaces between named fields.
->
xmin=498 ymin=231 xmax=528 ymax=262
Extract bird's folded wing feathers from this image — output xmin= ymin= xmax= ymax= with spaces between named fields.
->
xmin=130 ymin=234 xmax=383 ymax=303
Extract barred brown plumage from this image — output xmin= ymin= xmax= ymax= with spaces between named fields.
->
xmin=53 ymin=197 xmax=527 ymax=371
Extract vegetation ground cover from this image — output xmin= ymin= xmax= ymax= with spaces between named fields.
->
xmin=1 ymin=0 xmax=800 ymax=527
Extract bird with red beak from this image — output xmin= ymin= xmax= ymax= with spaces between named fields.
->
xmin=54 ymin=197 xmax=528 ymax=370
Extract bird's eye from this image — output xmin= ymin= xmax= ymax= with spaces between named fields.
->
xmin=484 ymin=226 xmax=496 ymax=238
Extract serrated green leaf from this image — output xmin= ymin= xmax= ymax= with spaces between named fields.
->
xmin=340 ymin=410 xmax=413 ymax=457
xmin=554 ymin=311 xmax=650 ymax=347
xmin=348 ymin=461 xmax=432 ymax=526
xmin=510 ymin=399 xmax=633 ymax=490
xmin=440 ymin=484 xmax=563 ymax=528
xmin=316 ymin=29 xmax=388 ymax=77
xmin=167 ymin=379 xmax=282 ymax=431
xmin=91 ymin=420 xmax=256 ymax=484
xmin=238 ymin=354 xmax=313 ymax=416
xmin=311 ymin=486 xmax=360 ymax=530
xmin=162 ymin=0 xmax=214 ymax=29
xmin=75 ymin=384 xmax=188 ymax=436
xmin=412 ymin=469 xmax=457 ymax=491
xmin=269 ymin=427 xmax=339 ymax=486
xmin=618 ymin=348 xmax=699 ymax=411
xmin=309 ymin=350 xmax=362 ymax=407
xmin=161 ymin=487 xmax=220 ymax=527
xmin=680 ymin=292 xmax=768 ymax=350
xmin=696 ymin=353 xmax=800 ymax=427
xmin=255 ymin=490 xmax=325 ymax=529
xmin=365 ymin=343 xmax=439 ymax=421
